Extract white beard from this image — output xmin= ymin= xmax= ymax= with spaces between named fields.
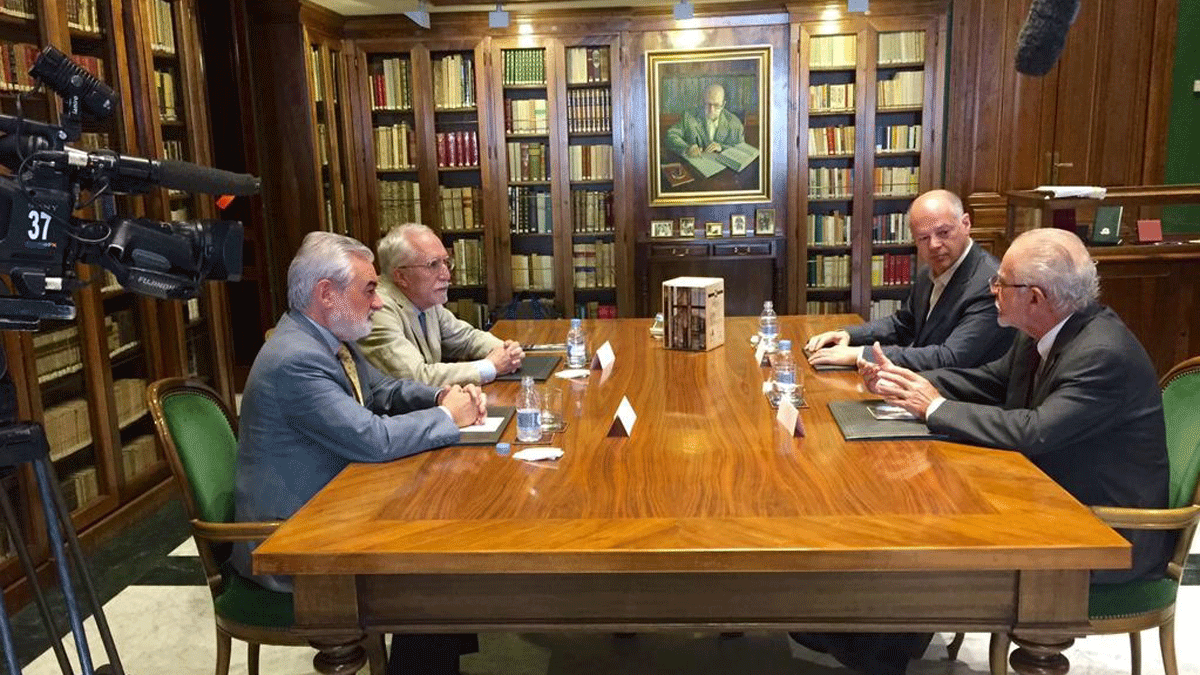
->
xmin=329 ymin=307 xmax=373 ymax=341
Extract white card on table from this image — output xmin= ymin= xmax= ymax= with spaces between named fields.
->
xmin=591 ymin=341 xmax=616 ymax=370
xmin=607 ymin=396 xmax=637 ymax=437
xmin=776 ymin=397 xmax=805 ymax=437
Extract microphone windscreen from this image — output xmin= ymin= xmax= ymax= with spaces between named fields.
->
xmin=156 ymin=159 xmax=261 ymax=196
xmin=1015 ymin=0 xmax=1081 ymax=76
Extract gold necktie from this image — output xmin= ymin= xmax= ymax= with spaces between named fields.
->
xmin=336 ymin=343 xmax=364 ymax=405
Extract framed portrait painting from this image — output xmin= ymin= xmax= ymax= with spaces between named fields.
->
xmin=647 ymin=46 xmax=771 ymax=206
xmin=730 ymin=214 xmax=747 ymax=236
xmin=679 ymin=217 xmax=696 ymax=237
xmin=755 ymin=208 xmax=776 ymax=235
xmin=650 ymin=219 xmax=675 ymax=238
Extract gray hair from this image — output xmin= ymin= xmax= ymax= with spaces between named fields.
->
xmin=377 ymin=223 xmax=434 ymax=276
xmin=287 ymin=231 xmax=374 ymax=311
xmin=1010 ymin=228 xmax=1099 ymax=315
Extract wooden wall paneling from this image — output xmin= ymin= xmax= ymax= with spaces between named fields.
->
xmin=474 ymin=39 xmax=501 ymax=309
xmin=1142 ymin=0 xmax=1178 ymax=187
xmin=545 ymin=38 xmax=573 ymax=317
xmin=613 ymin=34 xmax=635 ymax=317
xmin=333 ymin=46 xmax=367 ymax=244
xmin=482 ymin=36 xmax=516 ymax=304
xmin=787 ymin=19 xmax=804 ymax=314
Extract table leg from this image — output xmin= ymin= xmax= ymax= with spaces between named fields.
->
xmin=1009 ymin=634 xmax=1075 ymax=675
xmin=309 ymin=635 xmax=368 ymax=675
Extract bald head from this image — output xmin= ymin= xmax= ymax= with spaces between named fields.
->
xmin=908 ymin=189 xmax=971 ymax=276
xmin=704 ymin=84 xmax=726 ymax=122
xmin=909 ymin=189 xmax=964 ymax=221
xmin=1005 ymin=228 xmax=1098 ymax=316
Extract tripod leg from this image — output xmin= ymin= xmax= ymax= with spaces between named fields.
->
xmin=0 ymin=481 xmax=73 ymax=675
xmin=0 ymin=579 xmax=21 ymax=675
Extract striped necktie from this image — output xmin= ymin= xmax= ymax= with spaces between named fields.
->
xmin=336 ymin=343 xmax=364 ymax=405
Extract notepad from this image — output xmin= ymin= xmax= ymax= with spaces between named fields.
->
xmin=458 ymin=406 xmax=515 ymax=445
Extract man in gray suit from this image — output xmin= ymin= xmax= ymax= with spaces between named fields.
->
xmin=360 ymin=223 xmax=524 ymax=386
xmin=234 ymin=231 xmax=486 ymax=675
xmin=664 ymin=83 xmax=745 ymax=159
xmin=805 ymin=189 xmax=1014 ymax=370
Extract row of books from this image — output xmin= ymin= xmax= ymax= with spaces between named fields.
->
xmin=507 ymin=141 xmax=549 ymax=182
xmin=438 ymin=186 xmax=481 ymax=231
xmin=565 ymin=47 xmax=610 ymax=85
xmin=873 ymin=212 xmax=912 ymax=244
xmin=876 ymin=124 xmax=922 ymax=153
xmin=809 ymin=167 xmax=853 ymax=199
xmin=567 ymin=88 xmax=612 ymax=134
xmin=121 ymin=435 xmax=158 ymax=481
xmin=571 ymin=189 xmax=613 ymax=233
xmin=374 ymin=123 xmax=417 ymax=170
xmin=163 ymin=139 xmax=185 ymax=162
xmin=112 ymin=378 xmax=148 ymax=425
xmin=504 ymin=98 xmax=548 ymax=134
xmin=571 ymin=241 xmax=616 ymax=289
xmin=317 ymin=123 xmax=329 ymax=166
xmin=435 ymin=130 xmax=479 ymax=168
xmin=447 ymin=298 xmax=489 ymax=329
xmin=502 ymin=48 xmax=546 ymax=86
xmin=575 ymin=303 xmax=617 ymax=319
xmin=807 ymin=212 xmax=851 ymax=245
xmin=568 ymin=144 xmax=613 ymax=181
xmin=370 ymin=56 xmax=413 ymax=110
xmin=0 ymin=0 xmax=33 ymax=19
xmin=511 ymin=254 xmax=555 ymax=291
xmin=878 ymin=31 xmax=925 ymax=65
xmin=1 ymin=42 xmax=40 ymax=92
xmin=870 ymin=298 xmax=904 ymax=320
xmin=147 ymin=0 xmax=177 ymax=54
xmin=875 ymin=166 xmax=920 ymax=196
xmin=378 ymin=180 xmax=421 ymax=231
xmin=60 ymin=467 xmax=100 ymax=514
xmin=806 ymin=299 xmax=851 ymax=314
xmin=432 ymin=53 xmax=475 ymax=109
xmin=508 ymin=187 xmax=552 ymax=234
xmin=310 ymin=47 xmax=326 ymax=102
xmin=75 ymin=132 xmax=110 ymax=151
xmin=808 ymin=254 xmax=851 ymax=288
xmin=182 ymin=297 xmax=203 ymax=325
xmin=66 ymin=0 xmax=100 ymax=34
xmin=808 ymin=125 xmax=855 ymax=156
xmin=155 ymin=68 xmax=178 ymax=121
xmin=809 ymin=83 xmax=854 ymax=112
xmin=871 ymin=253 xmax=917 ymax=286
xmin=810 ymin=35 xmax=857 ymax=69
xmin=877 ymin=70 xmax=924 ymax=108
xmin=44 ymin=398 xmax=92 ymax=460
xmin=449 ymin=237 xmax=485 ymax=286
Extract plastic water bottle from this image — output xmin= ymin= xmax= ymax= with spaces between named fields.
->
xmin=516 ymin=376 xmax=542 ymax=442
xmin=758 ymin=300 xmax=778 ymax=349
xmin=566 ymin=318 xmax=588 ymax=368
xmin=772 ymin=340 xmax=800 ymax=408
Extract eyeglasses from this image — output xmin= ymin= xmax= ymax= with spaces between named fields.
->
xmin=988 ymin=274 xmax=1035 ymax=291
xmin=399 ymin=257 xmax=454 ymax=272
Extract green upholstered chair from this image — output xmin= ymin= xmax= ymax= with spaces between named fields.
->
xmin=984 ymin=355 xmax=1200 ymax=675
xmin=147 ymin=377 xmax=384 ymax=675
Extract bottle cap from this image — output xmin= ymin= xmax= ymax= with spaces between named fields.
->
xmin=764 ymin=300 xmax=773 ymax=309
xmin=779 ymin=339 xmax=791 ymax=350
xmin=571 ymin=318 xmax=581 ymax=327
xmin=495 ymin=442 xmax=510 ymax=456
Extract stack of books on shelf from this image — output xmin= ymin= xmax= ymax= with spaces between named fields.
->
xmin=378 ymin=179 xmax=421 ymax=230
xmin=871 ymin=253 xmax=916 ymax=286
xmin=375 ymin=123 xmax=417 ymax=170
xmin=566 ymin=47 xmax=610 ymax=84
xmin=808 ymin=167 xmax=853 ymax=198
xmin=34 ymin=326 xmax=82 ymax=383
xmin=448 ymin=299 xmax=488 ymax=328
xmin=870 ymin=299 xmax=904 ymax=319
xmin=155 ymin=68 xmax=177 ymax=121
xmin=66 ymin=0 xmax=99 ymax=32
xmin=508 ymin=187 xmax=552 ymax=233
xmin=567 ymin=89 xmax=612 ymax=134
xmin=435 ymin=130 xmax=478 ymax=168
xmin=113 ymin=378 xmax=148 ymax=424
xmin=878 ymin=31 xmax=925 ymax=65
xmin=806 ymin=299 xmax=850 ymax=314
xmin=371 ymin=57 xmax=413 ymax=110
xmin=450 ymin=238 xmax=485 ymax=286
xmin=121 ymin=435 xmax=158 ymax=481
xmin=572 ymin=241 xmax=616 ymax=288
xmin=439 ymin=186 xmax=480 ymax=230
xmin=808 ymin=125 xmax=855 ymax=156
xmin=872 ymin=212 xmax=911 ymax=243
xmin=876 ymin=124 xmax=922 ymax=153
xmin=0 ymin=42 xmax=39 ymax=92
xmin=0 ymin=0 xmax=35 ymax=20
xmin=503 ymin=49 xmax=545 ymax=85
xmin=511 ymin=254 xmax=554 ymax=291
xmin=568 ymin=144 xmax=613 ymax=181
xmin=506 ymin=142 xmax=549 ymax=181
xmin=44 ymin=399 xmax=92 ymax=461
xmin=571 ymin=189 xmax=613 ymax=232
xmin=808 ymin=212 xmax=852 ymax=245
xmin=163 ymin=139 xmax=184 ymax=161
xmin=107 ymin=310 xmax=139 ymax=355
xmin=316 ymin=123 xmax=329 ymax=165
xmin=576 ymin=302 xmax=617 ymax=319
xmin=432 ymin=53 xmax=474 ymax=108
xmin=809 ymin=35 xmax=856 ymax=68
xmin=807 ymin=254 xmax=851 ymax=288
xmin=809 ymin=83 xmax=855 ymax=111
xmin=874 ymin=166 xmax=920 ymax=196
xmin=877 ymin=71 xmax=924 ymax=108
xmin=60 ymin=467 xmax=99 ymax=513
xmin=148 ymin=0 xmax=176 ymax=53
xmin=505 ymin=99 xmax=548 ymax=134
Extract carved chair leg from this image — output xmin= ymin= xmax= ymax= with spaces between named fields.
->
xmin=1129 ymin=631 xmax=1141 ymax=675
xmin=989 ymin=632 xmax=1010 ymax=675
xmin=1159 ymin=616 xmax=1178 ymax=675
xmin=248 ymin=642 xmax=261 ymax=675
xmin=947 ymin=632 xmax=965 ymax=660
xmin=215 ymin=627 xmax=232 ymax=675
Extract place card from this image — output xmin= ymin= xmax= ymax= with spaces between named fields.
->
xmin=754 ymin=341 xmax=768 ymax=366
xmin=591 ymin=341 xmax=616 ymax=370
xmin=607 ymin=396 xmax=637 ymax=437
xmin=776 ymin=397 xmax=805 ymax=437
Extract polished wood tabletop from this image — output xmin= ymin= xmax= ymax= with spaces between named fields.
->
xmin=254 ymin=315 xmax=1130 ymax=675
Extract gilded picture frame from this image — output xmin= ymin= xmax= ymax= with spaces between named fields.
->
xmin=755 ymin=208 xmax=776 ymax=235
xmin=650 ymin=219 xmax=676 ymax=238
xmin=647 ymin=46 xmax=771 ymax=206
xmin=678 ymin=217 xmax=696 ymax=237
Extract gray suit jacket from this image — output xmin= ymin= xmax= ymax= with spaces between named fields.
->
xmin=359 ymin=278 xmax=502 ymax=386
xmin=233 ymin=310 xmax=460 ymax=591
xmin=847 ymin=243 xmax=1015 ymax=370
xmin=924 ymin=304 xmax=1172 ymax=583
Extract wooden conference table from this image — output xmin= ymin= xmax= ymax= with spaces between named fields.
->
xmin=254 ymin=316 xmax=1130 ymax=675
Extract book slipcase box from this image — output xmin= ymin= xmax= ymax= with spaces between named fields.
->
xmin=662 ymin=277 xmax=725 ymax=351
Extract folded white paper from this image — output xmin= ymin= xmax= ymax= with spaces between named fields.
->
xmin=460 ymin=416 xmax=506 ymax=433
xmin=1034 ymin=185 xmax=1107 ymax=199
xmin=512 ymin=447 xmax=563 ymax=461
xmin=555 ymin=368 xmax=590 ymax=380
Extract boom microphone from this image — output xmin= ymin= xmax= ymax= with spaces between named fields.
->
xmin=1015 ymin=0 xmax=1082 ymax=76
xmin=41 ymin=149 xmax=261 ymax=195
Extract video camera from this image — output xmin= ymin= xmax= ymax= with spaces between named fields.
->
xmin=0 ymin=45 xmax=258 ymax=331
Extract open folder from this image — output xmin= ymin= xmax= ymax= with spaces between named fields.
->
xmin=828 ymin=399 xmax=947 ymax=440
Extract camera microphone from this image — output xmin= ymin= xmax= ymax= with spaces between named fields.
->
xmin=40 ymin=148 xmax=261 ymax=195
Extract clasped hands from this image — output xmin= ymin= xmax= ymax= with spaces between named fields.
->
xmin=857 ymin=342 xmax=941 ymax=420
xmin=487 ymin=340 xmax=525 ymax=375
xmin=686 ymin=142 xmax=723 ymax=157
xmin=438 ymin=384 xmax=488 ymax=427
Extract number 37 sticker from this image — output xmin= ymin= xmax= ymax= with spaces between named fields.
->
xmin=27 ymin=209 xmax=53 ymax=242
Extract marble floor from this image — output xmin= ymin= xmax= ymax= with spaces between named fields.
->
xmin=11 ymin=498 xmax=1200 ymax=675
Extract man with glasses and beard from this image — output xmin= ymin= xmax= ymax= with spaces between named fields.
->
xmin=360 ymin=223 xmax=524 ymax=386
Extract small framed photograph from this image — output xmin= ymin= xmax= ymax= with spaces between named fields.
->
xmin=755 ymin=208 xmax=776 ymax=235
xmin=650 ymin=219 xmax=676 ymax=238
xmin=730 ymin=214 xmax=747 ymax=236
xmin=678 ymin=217 xmax=696 ymax=237
xmin=705 ymin=221 xmax=723 ymax=238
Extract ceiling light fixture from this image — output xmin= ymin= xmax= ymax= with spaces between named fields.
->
xmin=403 ymin=0 xmax=430 ymax=29
xmin=674 ymin=0 xmax=694 ymax=21
xmin=489 ymin=3 xmax=510 ymax=29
